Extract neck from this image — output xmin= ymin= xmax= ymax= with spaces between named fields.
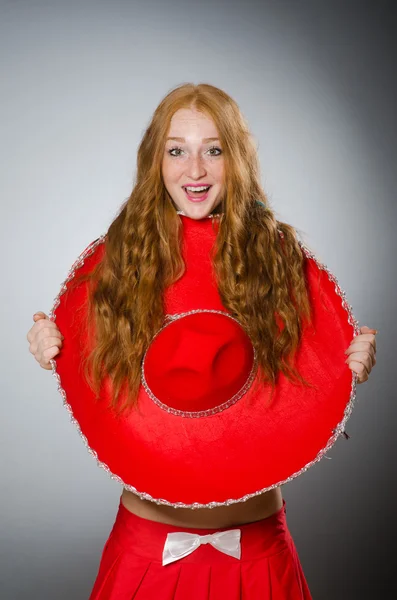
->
xmin=176 ymin=210 xmax=223 ymax=220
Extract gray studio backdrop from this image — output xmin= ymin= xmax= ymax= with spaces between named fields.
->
xmin=1 ymin=1 xmax=396 ymax=598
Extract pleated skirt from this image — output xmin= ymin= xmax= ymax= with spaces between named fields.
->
xmin=89 ymin=497 xmax=312 ymax=599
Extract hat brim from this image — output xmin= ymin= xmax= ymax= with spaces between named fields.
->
xmin=50 ymin=235 xmax=358 ymax=508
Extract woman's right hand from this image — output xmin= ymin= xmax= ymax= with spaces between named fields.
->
xmin=27 ymin=311 xmax=64 ymax=370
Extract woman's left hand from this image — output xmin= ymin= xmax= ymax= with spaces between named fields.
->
xmin=345 ymin=325 xmax=378 ymax=383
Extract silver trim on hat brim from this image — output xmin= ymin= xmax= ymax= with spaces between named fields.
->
xmin=48 ymin=234 xmax=360 ymax=509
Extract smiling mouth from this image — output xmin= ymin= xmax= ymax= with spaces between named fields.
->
xmin=182 ymin=185 xmax=212 ymax=199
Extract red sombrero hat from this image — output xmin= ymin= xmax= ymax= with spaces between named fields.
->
xmin=49 ymin=214 xmax=359 ymax=508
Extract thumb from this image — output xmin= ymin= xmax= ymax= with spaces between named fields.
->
xmin=360 ymin=325 xmax=378 ymax=334
xmin=33 ymin=311 xmax=49 ymax=322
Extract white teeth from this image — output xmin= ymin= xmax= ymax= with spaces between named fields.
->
xmin=185 ymin=185 xmax=210 ymax=192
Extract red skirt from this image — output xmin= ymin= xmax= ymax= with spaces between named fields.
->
xmin=89 ymin=497 xmax=312 ymax=599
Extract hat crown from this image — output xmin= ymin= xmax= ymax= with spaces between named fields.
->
xmin=142 ymin=310 xmax=256 ymax=416
xmin=142 ymin=216 xmax=256 ymax=416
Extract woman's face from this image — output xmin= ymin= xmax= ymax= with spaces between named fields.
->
xmin=162 ymin=107 xmax=225 ymax=220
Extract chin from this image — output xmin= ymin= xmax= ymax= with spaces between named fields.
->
xmin=168 ymin=187 xmax=223 ymax=220
xmin=183 ymin=204 xmax=212 ymax=218
xmin=173 ymin=196 xmax=223 ymax=220
xmin=181 ymin=204 xmax=220 ymax=220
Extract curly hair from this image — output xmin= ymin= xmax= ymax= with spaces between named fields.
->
xmin=77 ymin=83 xmax=312 ymax=415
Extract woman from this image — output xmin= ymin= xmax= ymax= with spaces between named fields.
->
xmin=27 ymin=83 xmax=377 ymax=599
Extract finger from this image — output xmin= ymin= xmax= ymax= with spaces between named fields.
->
xmin=26 ymin=319 xmax=58 ymax=342
xmin=347 ymin=356 xmax=370 ymax=377
xmin=42 ymin=346 xmax=61 ymax=362
xmin=39 ymin=362 xmax=53 ymax=370
xmin=28 ymin=322 xmax=64 ymax=356
xmin=30 ymin=320 xmax=57 ymax=338
xmin=34 ymin=324 xmax=64 ymax=347
xmin=349 ymin=334 xmax=377 ymax=353
xmin=35 ymin=340 xmax=63 ymax=364
xmin=29 ymin=341 xmax=38 ymax=355
xmin=29 ymin=328 xmax=61 ymax=352
xmin=345 ymin=342 xmax=376 ymax=365
xmin=27 ymin=317 xmax=50 ymax=342
xmin=27 ymin=327 xmax=35 ymax=343
xmin=359 ymin=327 xmax=378 ymax=349
xmin=347 ymin=359 xmax=369 ymax=383
xmin=34 ymin=318 xmax=58 ymax=331
xmin=38 ymin=346 xmax=60 ymax=368
xmin=345 ymin=340 xmax=375 ymax=354
xmin=360 ymin=325 xmax=378 ymax=334
xmin=36 ymin=327 xmax=64 ymax=344
xmin=39 ymin=336 xmax=64 ymax=352
xmin=33 ymin=312 xmax=49 ymax=322
xmin=345 ymin=350 xmax=374 ymax=371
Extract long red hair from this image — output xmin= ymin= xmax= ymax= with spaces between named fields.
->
xmin=77 ymin=83 xmax=311 ymax=414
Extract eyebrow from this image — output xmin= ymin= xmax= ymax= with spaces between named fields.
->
xmin=166 ymin=137 xmax=220 ymax=143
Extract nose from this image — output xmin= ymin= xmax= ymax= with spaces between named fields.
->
xmin=185 ymin=154 xmax=207 ymax=179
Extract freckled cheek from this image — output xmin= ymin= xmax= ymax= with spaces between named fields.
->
xmin=211 ymin=162 xmax=224 ymax=185
xmin=171 ymin=165 xmax=187 ymax=183
xmin=162 ymin=159 xmax=184 ymax=185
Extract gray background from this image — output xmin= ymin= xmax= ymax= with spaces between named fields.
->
xmin=1 ymin=0 xmax=396 ymax=598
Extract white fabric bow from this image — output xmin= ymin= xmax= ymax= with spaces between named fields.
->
xmin=162 ymin=529 xmax=241 ymax=566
